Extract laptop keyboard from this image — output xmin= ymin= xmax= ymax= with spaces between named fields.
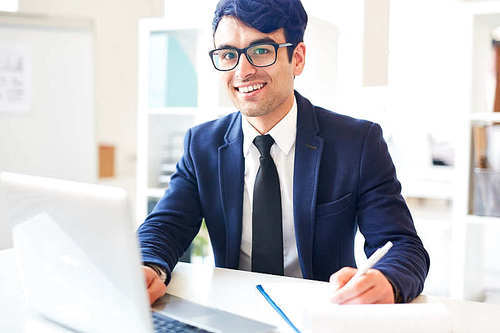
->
xmin=152 ymin=311 xmax=215 ymax=333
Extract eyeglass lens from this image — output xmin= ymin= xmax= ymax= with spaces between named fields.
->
xmin=212 ymin=44 xmax=276 ymax=70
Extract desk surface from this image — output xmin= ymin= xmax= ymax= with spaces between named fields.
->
xmin=1 ymin=248 xmax=499 ymax=332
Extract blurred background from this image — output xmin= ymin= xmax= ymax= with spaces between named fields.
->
xmin=1 ymin=0 xmax=500 ymax=304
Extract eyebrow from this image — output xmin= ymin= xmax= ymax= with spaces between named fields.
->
xmin=215 ymin=37 xmax=277 ymax=49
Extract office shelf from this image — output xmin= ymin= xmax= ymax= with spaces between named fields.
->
xmin=136 ymin=18 xmax=232 ymax=223
xmin=146 ymin=107 xmax=198 ymax=116
xmin=470 ymin=112 xmax=500 ymax=123
xmin=147 ymin=187 xmax=167 ymax=199
xmin=401 ymin=166 xmax=454 ymax=200
xmin=465 ymin=215 xmax=500 ymax=227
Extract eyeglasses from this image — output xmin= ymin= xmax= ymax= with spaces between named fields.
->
xmin=209 ymin=42 xmax=294 ymax=71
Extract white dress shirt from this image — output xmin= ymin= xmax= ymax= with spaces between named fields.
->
xmin=238 ymin=98 xmax=302 ymax=278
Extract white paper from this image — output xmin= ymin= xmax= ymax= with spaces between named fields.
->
xmin=262 ymin=283 xmax=452 ymax=333
xmin=261 ymin=282 xmax=334 ymax=332
xmin=0 ymin=45 xmax=32 ymax=113
xmin=308 ymin=303 xmax=451 ymax=333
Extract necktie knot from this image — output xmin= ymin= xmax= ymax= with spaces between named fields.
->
xmin=253 ymin=135 xmax=275 ymax=158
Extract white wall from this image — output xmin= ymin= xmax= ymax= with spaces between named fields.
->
xmin=19 ymin=0 xmax=164 ymax=181
xmin=0 ymin=16 xmax=96 ymax=183
xmin=387 ymin=0 xmax=468 ymax=169
xmin=0 ymin=0 xmax=18 ymax=12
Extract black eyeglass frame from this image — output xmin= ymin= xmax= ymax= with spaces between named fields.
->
xmin=208 ymin=42 xmax=295 ymax=71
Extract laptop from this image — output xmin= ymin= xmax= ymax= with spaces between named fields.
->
xmin=0 ymin=172 xmax=276 ymax=333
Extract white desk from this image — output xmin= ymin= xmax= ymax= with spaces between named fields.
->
xmin=1 ymin=248 xmax=499 ymax=332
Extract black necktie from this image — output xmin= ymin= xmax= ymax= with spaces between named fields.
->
xmin=251 ymin=134 xmax=284 ymax=275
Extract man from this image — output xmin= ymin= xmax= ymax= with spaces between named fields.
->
xmin=138 ymin=0 xmax=430 ymax=306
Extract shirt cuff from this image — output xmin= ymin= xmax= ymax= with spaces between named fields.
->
xmin=144 ymin=263 xmax=167 ymax=283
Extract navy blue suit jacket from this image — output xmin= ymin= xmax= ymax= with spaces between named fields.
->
xmin=138 ymin=91 xmax=430 ymax=303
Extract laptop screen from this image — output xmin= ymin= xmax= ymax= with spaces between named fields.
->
xmin=2 ymin=172 xmax=153 ymax=333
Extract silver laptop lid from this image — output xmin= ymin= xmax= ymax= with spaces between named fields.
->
xmin=1 ymin=172 xmax=153 ymax=333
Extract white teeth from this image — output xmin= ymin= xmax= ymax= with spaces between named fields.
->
xmin=238 ymin=83 xmax=264 ymax=93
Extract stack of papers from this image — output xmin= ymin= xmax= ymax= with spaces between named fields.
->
xmin=261 ymin=283 xmax=452 ymax=333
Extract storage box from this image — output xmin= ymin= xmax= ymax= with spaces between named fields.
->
xmin=473 ymin=168 xmax=500 ymax=217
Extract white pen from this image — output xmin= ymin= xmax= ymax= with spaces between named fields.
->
xmin=344 ymin=241 xmax=393 ymax=288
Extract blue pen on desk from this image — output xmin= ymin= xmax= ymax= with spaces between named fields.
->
xmin=256 ymin=284 xmax=301 ymax=333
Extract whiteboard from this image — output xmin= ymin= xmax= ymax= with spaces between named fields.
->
xmin=0 ymin=12 xmax=96 ymax=184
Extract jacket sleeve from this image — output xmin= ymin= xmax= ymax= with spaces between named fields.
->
xmin=137 ymin=128 xmax=203 ymax=285
xmin=356 ymin=122 xmax=430 ymax=303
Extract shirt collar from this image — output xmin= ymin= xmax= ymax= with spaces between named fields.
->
xmin=242 ymin=97 xmax=297 ymax=157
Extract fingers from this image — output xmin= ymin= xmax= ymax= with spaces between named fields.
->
xmin=143 ymin=266 xmax=167 ymax=305
xmin=330 ymin=268 xmax=395 ymax=305
xmin=338 ymin=283 xmax=378 ymax=304
xmin=329 ymin=267 xmax=357 ymax=291
xmin=147 ymin=275 xmax=167 ymax=305
xmin=330 ymin=273 xmax=373 ymax=304
xmin=143 ymin=266 xmax=157 ymax=287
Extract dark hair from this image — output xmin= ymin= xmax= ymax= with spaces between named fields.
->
xmin=212 ymin=0 xmax=308 ymax=62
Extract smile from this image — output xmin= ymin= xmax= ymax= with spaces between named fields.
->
xmin=236 ymin=83 xmax=266 ymax=94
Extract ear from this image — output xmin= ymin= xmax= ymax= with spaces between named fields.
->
xmin=292 ymin=42 xmax=306 ymax=76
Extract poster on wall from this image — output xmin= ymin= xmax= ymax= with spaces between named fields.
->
xmin=0 ymin=45 xmax=32 ymax=113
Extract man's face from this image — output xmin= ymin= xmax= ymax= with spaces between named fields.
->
xmin=213 ymin=16 xmax=304 ymax=119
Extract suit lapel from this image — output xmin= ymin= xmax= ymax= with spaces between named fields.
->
xmin=218 ymin=113 xmax=244 ymax=269
xmin=293 ymin=91 xmax=324 ymax=279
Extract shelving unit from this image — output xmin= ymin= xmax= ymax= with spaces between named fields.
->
xmin=450 ymin=2 xmax=500 ymax=302
xmin=135 ymin=17 xmax=233 ymax=264
xmin=136 ymin=18 xmax=231 ymax=224
xmin=400 ymin=166 xmax=454 ymax=200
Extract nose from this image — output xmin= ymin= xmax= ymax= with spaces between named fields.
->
xmin=235 ymin=53 xmax=256 ymax=80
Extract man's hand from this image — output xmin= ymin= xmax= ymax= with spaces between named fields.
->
xmin=143 ymin=266 xmax=167 ymax=305
xmin=329 ymin=267 xmax=394 ymax=304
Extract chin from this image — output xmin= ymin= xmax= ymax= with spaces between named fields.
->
xmin=239 ymin=106 xmax=270 ymax=118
